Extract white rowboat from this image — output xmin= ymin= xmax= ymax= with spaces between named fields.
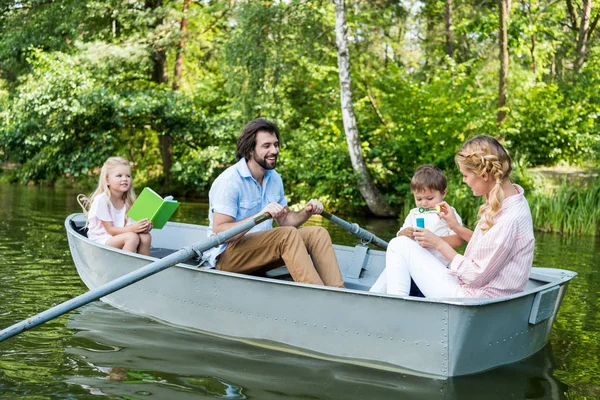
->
xmin=65 ymin=213 xmax=576 ymax=377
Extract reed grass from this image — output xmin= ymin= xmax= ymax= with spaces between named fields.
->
xmin=528 ymin=176 xmax=600 ymax=236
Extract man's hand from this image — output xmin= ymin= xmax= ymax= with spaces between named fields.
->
xmin=304 ymin=199 xmax=324 ymax=215
xmin=276 ymin=199 xmax=321 ymax=227
xmin=260 ymin=202 xmax=287 ymax=219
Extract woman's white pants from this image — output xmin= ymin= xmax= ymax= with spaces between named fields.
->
xmin=369 ymin=236 xmax=464 ymax=298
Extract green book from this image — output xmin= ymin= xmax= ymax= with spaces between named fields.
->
xmin=127 ymin=187 xmax=180 ymax=229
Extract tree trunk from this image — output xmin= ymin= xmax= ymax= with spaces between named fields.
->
xmin=530 ymin=33 xmax=537 ymax=75
xmin=333 ymin=0 xmax=396 ymax=217
xmin=445 ymin=0 xmax=454 ymax=57
xmin=424 ymin=0 xmax=435 ymax=65
xmin=497 ymin=0 xmax=510 ymax=125
xmin=550 ymin=46 xmax=556 ymax=80
xmin=146 ymin=0 xmax=168 ymax=85
xmin=151 ymin=51 xmax=168 ymax=86
xmin=574 ymin=0 xmax=592 ymax=73
xmin=523 ymin=0 xmax=536 ymax=76
xmin=146 ymin=0 xmax=173 ymax=186
xmin=566 ymin=0 xmax=578 ymax=30
xmin=172 ymin=0 xmax=190 ymax=91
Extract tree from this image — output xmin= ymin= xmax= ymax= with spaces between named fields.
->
xmin=172 ymin=0 xmax=191 ymax=92
xmin=2 ymin=0 xmax=599 ymax=214
xmin=497 ymin=0 xmax=511 ymax=124
xmin=574 ymin=0 xmax=599 ymax=72
xmin=445 ymin=0 xmax=454 ymax=57
xmin=519 ymin=0 xmax=562 ymax=77
xmin=144 ymin=0 xmax=173 ymax=186
xmin=333 ymin=0 xmax=396 ymax=217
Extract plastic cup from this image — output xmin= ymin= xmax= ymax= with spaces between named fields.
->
xmin=416 ymin=217 xmax=425 ymax=228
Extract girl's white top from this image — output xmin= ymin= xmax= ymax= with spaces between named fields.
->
xmin=87 ymin=193 xmax=130 ymax=244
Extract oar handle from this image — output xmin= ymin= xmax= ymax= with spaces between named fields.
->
xmin=254 ymin=213 xmax=272 ymax=224
xmin=0 ymin=213 xmax=273 ymax=342
xmin=210 ymin=213 xmax=272 ymax=247
xmin=320 ymin=211 xmax=388 ymax=250
xmin=321 ymin=211 xmax=334 ymax=220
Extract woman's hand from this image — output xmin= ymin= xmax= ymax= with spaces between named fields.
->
xmin=413 ymin=228 xmax=444 ymax=250
xmin=436 ymin=201 xmax=460 ymax=231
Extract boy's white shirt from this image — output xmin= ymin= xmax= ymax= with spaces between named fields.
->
xmin=398 ymin=207 xmax=463 ymax=266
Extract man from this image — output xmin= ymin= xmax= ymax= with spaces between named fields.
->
xmin=203 ymin=119 xmax=345 ymax=287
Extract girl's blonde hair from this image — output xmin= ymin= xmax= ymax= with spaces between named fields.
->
xmin=455 ymin=135 xmax=512 ymax=232
xmin=87 ymin=156 xmax=137 ymax=220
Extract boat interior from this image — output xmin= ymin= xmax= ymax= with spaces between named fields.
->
xmin=68 ymin=215 xmax=419 ymax=294
xmin=68 ymin=215 xmax=569 ymax=299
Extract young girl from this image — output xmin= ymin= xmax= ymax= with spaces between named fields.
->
xmin=86 ymin=156 xmax=152 ymax=255
xmin=374 ymin=135 xmax=534 ymax=298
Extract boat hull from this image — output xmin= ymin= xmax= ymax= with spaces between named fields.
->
xmin=65 ymin=214 xmax=575 ymax=377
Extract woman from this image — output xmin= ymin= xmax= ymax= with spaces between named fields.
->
xmin=371 ymin=135 xmax=534 ymax=298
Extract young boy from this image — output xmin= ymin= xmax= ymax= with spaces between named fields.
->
xmin=370 ymin=164 xmax=462 ymax=293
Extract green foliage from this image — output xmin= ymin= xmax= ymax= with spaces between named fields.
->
xmin=0 ymin=46 xmax=205 ymax=184
xmin=224 ymin=0 xmax=337 ymax=122
xmin=0 ymin=0 xmax=84 ymax=81
xmin=172 ymin=145 xmax=236 ymax=196
xmin=342 ymin=58 xmax=498 ymax=210
xmin=0 ymin=0 xmax=599 ymax=234
xmin=280 ymin=115 xmax=361 ymax=213
xmin=1 ymin=49 xmax=119 ymax=182
xmin=505 ymin=72 xmax=600 ymax=165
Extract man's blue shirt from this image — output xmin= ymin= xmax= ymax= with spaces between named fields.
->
xmin=203 ymin=158 xmax=288 ymax=267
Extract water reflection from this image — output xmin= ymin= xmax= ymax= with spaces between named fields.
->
xmin=65 ymin=302 xmax=566 ymax=400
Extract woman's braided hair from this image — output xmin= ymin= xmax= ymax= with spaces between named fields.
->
xmin=455 ymin=135 xmax=512 ymax=232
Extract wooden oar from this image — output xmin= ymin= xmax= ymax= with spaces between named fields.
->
xmin=0 ymin=213 xmax=272 ymax=342
xmin=320 ymin=211 xmax=389 ymax=250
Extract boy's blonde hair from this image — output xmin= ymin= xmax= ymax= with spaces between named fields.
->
xmin=410 ymin=164 xmax=447 ymax=194
xmin=87 ymin=156 xmax=137 ymax=220
xmin=455 ymin=135 xmax=512 ymax=232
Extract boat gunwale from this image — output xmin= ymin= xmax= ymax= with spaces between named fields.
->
xmin=65 ymin=213 xmax=577 ymax=308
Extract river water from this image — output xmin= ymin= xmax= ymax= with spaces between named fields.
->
xmin=0 ymin=185 xmax=598 ymax=399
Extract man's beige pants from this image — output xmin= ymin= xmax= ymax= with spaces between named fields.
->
xmin=216 ymin=226 xmax=344 ymax=287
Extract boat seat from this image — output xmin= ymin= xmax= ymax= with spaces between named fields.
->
xmin=70 ymin=216 xmax=88 ymax=237
xmin=262 ymin=266 xmax=294 ymax=281
xmin=150 ymin=247 xmax=201 ymax=267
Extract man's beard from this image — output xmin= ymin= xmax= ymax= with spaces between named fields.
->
xmin=255 ymin=154 xmax=277 ymax=170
